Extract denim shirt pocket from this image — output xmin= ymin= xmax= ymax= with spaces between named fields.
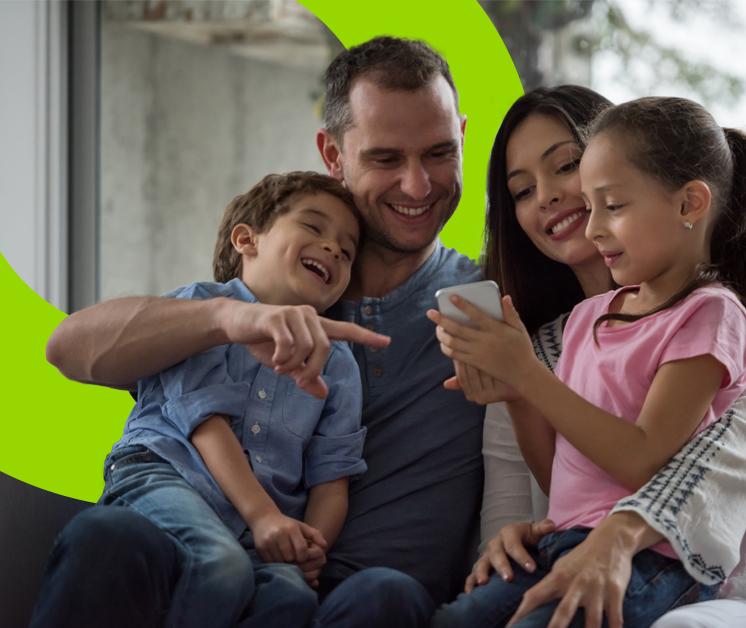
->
xmin=281 ymin=379 xmax=325 ymax=440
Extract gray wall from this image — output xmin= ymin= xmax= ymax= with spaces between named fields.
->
xmin=100 ymin=20 xmax=326 ymax=299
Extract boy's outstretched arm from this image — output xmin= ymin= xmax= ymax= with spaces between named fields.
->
xmin=190 ymin=415 xmax=326 ymax=564
xmin=46 ymin=296 xmax=389 ymax=398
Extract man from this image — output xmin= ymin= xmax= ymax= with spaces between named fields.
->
xmin=34 ymin=37 xmax=480 ymax=628
xmin=33 ymin=36 xmax=673 ymax=628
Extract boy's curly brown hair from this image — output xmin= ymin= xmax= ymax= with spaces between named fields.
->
xmin=212 ymin=171 xmax=359 ymax=283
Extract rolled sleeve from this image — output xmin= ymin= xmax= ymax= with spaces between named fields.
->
xmin=304 ymin=428 xmax=367 ymax=487
xmin=160 ymin=344 xmax=249 ymax=437
xmin=304 ymin=343 xmax=366 ymax=487
xmin=163 ymin=382 xmax=249 ymax=437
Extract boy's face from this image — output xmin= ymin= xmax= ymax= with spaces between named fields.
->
xmin=239 ymin=192 xmax=359 ymax=312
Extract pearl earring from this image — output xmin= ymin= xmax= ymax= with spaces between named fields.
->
xmin=683 ymin=221 xmax=694 ymax=230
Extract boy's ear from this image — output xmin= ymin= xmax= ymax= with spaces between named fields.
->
xmin=679 ymin=180 xmax=712 ymax=226
xmin=316 ymin=128 xmax=344 ymax=181
xmin=231 ymin=223 xmax=258 ymax=256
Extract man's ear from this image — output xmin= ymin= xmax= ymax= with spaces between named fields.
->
xmin=679 ymin=180 xmax=712 ymax=227
xmin=231 ymin=223 xmax=258 ymax=256
xmin=316 ymin=129 xmax=344 ymax=180
xmin=460 ymin=115 xmax=467 ymax=147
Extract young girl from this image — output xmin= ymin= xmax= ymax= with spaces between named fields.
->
xmin=429 ymin=97 xmax=746 ymax=628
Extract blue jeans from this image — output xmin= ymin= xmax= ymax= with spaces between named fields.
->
xmin=31 ymin=445 xmax=433 ymax=627
xmin=431 ymin=528 xmax=720 ymax=628
xmin=99 ymin=445 xmax=317 ymax=628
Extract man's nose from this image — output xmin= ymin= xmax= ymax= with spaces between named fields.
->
xmin=400 ymin=161 xmax=432 ymax=200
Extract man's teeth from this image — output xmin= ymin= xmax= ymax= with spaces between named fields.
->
xmin=550 ymin=211 xmax=585 ymax=235
xmin=301 ymin=258 xmax=330 ymax=283
xmin=389 ymin=203 xmax=430 ymax=217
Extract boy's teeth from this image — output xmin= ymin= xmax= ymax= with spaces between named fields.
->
xmin=301 ymin=258 xmax=330 ymax=283
xmin=550 ymin=211 xmax=584 ymax=234
xmin=390 ymin=203 xmax=430 ymax=217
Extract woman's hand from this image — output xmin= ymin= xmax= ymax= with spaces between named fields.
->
xmin=465 ymin=519 xmax=556 ymax=593
xmin=443 ymin=361 xmax=520 ymax=404
xmin=427 ymin=295 xmax=537 ymax=389
xmin=505 ymin=512 xmax=655 ymax=628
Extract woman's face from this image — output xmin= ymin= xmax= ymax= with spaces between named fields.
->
xmin=505 ymin=113 xmax=601 ymax=272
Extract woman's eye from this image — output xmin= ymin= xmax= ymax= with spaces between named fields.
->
xmin=513 ymin=187 xmax=532 ymax=202
xmin=557 ymin=159 xmax=580 ymax=174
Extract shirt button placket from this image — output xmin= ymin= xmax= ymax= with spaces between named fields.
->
xmin=361 ymin=302 xmax=384 ymax=380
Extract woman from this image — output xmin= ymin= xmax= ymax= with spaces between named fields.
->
xmin=468 ymin=86 xmax=746 ymax=627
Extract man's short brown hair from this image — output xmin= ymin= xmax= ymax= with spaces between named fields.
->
xmin=213 ymin=171 xmax=358 ymax=283
xmin=322 ymin=36 xmax=458 ymax=140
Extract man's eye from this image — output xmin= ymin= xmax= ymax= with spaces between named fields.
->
xmin=373 ymin=156 xmax=399 ymax=165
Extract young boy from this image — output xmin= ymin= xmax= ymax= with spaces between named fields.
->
xmin=100 ymin=172 xmax=371 ymax=628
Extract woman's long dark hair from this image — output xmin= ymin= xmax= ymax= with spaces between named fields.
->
xmin=484 ymin=86 xmax=612 ymax=335
xmin=587 ymin=97 xmax=746 ymax=336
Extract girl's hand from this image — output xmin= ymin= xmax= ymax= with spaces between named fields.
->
xmin=465 ymin=519 xmax=556 ymax=593
xmin=427 ymin=295 xmax=536 ymax=388
xmin=444 ymin=361 xmax=520 ymax=404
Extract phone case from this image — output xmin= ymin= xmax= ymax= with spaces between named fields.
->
xmin=435 ymin=280 xmax=503 ymax=325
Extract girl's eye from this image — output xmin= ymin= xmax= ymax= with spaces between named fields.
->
xmin=304 ymin=223 xmax=321 ymax=234
xmin=557 ymin=158 xmax=580 ymax=174
xmin=606 ymin=204 xmax=624 ymax=212
xmin=341 ymin=249 xmax=353 ymax=261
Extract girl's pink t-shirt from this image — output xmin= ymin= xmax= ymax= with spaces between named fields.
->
xmin=549 ymin=285 xmax=746 ymax=555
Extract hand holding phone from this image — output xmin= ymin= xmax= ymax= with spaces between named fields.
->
xmin=434 ymin=280 xmax=503 ymax=327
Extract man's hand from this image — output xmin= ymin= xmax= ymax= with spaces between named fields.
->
xmin=466 ymin=519 xmax=556 ymax=593
xmin=223 ymin=301 xmax=390 ymax=399
xmin=250 ymin=510 xmax=327 ymax=565
xmin=506 ymin=513 xmax=654 ymax=628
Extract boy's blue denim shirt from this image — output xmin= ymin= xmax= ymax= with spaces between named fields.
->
xmin=107 ymin=278 xmax=366 ymax=538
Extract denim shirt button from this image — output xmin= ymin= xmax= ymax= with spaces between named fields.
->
xmin=251 ymin=422 xmax=261 ymax=435
xmin=255 ymin=454 xmax=263 ymax=463
xmin=362 ymin=305 xmax=373 ymax=316
xmin=257 ymin=389 xmax=267 ymax=400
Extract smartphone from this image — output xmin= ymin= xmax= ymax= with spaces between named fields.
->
xmin=435 ymin=280 xmax=503 ymax=326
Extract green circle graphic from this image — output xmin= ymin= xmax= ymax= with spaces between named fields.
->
xmin=0 ymin=0 xmax=521 ymax=501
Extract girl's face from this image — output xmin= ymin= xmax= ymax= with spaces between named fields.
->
xmin=505 ymin=113 xmax=601 ymax=273
xmin=580 ymin=132 xmax=697 ymax=293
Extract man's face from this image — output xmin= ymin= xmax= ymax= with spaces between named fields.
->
xmin=320 ymin=76 xmax=465 ymax=254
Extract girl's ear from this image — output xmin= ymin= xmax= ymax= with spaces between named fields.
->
xmin=679 ymin=180 xmax=712 ymax=227
xmin=231 ymin=223 xmax=258 ymax=256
